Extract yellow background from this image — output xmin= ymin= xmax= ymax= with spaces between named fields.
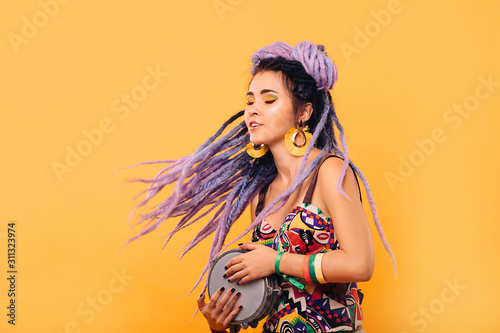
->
xmin=1 ymin=0 xmax=499 ymax=332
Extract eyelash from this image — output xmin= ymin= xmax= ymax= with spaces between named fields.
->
xmin=246 ymin=99 xmax=277 ymax=105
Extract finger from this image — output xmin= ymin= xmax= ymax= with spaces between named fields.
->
xmin=217 ymin=287 xmax=238 ymax=315
xmin=219 ymin=290 xmax=242 ymax=322
xmin=224 ymin=262 xmax=244 ymax=278
xmin=197 ymin=292 xmax=206 ymax=309
xmin=224 ymin=290 xmax=241 ymax=312
xmin=222 ymin=304 xmax=244 ymax=327
xmin=234 ymin=274 xmax=255 ymax=286
xmin=212 ymin=287 xmax=235 ymax=313
xmin=239 ymin=242 xmax=257 ymax=250
xmin=227 ymin=269 xmax=248 ymax=284
xmin=207 ymin=286 xmax=225 ymax=311
xmin=225 ymin=254 xmax=243 ymax=269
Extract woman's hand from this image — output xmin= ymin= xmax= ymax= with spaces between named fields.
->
xmin=225 ymin=243 xmax=278 ymax=285
xmin=197 ymin=287 xmax=242 ymax=332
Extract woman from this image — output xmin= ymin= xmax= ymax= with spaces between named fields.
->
xmin=124 ymin=41 xmax=396 ymax=332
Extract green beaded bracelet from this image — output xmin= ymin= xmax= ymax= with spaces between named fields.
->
xmin=275 ymin=251 xmax=306 ymax=290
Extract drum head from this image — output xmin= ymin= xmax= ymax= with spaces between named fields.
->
xmin=207 ymin=249 xmax=269 ymax=324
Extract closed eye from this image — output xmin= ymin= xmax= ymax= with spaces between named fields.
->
xmin=246 ymin=99 xmax=277 ymax=105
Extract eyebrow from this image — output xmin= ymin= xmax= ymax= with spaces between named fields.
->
xmin=246 ymin=89 xmax=279 ymax=97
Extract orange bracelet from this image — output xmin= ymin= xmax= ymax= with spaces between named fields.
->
xmin=302 ymin=254 xmax=313 ymax=284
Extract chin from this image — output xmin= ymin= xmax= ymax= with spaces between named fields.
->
xmin=249 ymin=135 xmax=263 ymax=145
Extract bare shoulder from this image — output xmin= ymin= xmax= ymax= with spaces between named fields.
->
xmin=316 ymin=156 xmax=361 ymax=207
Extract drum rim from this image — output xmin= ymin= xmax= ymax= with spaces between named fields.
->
xmin=207 ymin=248 xmax=272 ymax=324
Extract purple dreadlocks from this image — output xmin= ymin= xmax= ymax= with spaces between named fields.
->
xmin=122 ymin=41 xmax=397 ymax=294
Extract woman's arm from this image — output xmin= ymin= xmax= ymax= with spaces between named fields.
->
xmin=226 ymin=157 xmax=374 ymax=284
xmin=279 ymin=157 xmax=375 ymax=282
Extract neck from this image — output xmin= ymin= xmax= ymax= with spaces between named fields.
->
xmin=267 ymin=140 xmax=319 ymax=187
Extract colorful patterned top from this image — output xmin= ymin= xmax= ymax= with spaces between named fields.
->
xmin=251 ymin=154 xmax=365 ymax=332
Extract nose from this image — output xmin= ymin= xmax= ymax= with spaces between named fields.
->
xmin=248 ymin=102 xmax=260 ymax=116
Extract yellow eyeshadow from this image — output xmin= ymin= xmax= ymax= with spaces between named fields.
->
xmin=246 ymin=94 xmax=277 ymax=102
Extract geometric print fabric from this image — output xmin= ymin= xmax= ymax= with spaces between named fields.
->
xmin=251 ymin=202 xmax=363 ymax=332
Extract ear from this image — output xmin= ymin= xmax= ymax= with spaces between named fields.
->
xmin=297 ymin=102 xmax=313 ymax=124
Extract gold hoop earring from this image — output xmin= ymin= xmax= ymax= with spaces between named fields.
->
xmin=284 ymin=121 xmax=312 ymax=156
xmin=246 ymin=142 xmax=269 ymax=158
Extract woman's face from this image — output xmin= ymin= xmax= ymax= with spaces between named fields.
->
xmin=244 ymin=71 xmax=296 ymax=146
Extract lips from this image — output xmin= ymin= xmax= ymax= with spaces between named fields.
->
xmin=248 ymin=121 xmax=262 ymax=129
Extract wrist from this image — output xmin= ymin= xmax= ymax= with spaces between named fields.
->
xmin=274 ymin=251 xmax=284 ymax=275
xmin=209 ymin=327 xmax=227 ymax=333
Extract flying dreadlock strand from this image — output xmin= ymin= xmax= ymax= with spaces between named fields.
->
xmin=126 ymin=112 xmax=245 ymax=218
xmin=326 ymin=91 xmax=398 ymax=277
xmin=159 ymin=196 xmax=227 ymax=249
xmin=154 ymin=143 xmax=248 ymax=217
xmin=180 ymin=204 xmax=226 ymax=257
xmin=139 ymin=150 xmax=250 ymax=246
xmin=346 ymin=163 xmax=398 ymax=278
xmin=209 ymin=155 xmax=254 ymax=258
xmin=181 ymin=158 xmax=253 ymax=255
xmin=197 ymin=157 xmax=278 ymax=293
xmin=122 ymin=111 xmax=250 ymax=249
xmin=133 ymin=112 xmax=246 ymax=211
